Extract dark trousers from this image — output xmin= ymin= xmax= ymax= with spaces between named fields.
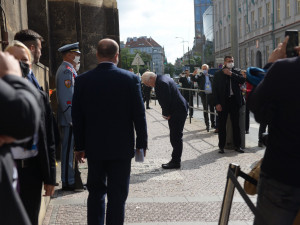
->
xmin=183 ymin=91 xmax=193 ymax=117
xmin=258 ymin=123 xmax=268 ymax=142
xmin=17 ymin=157 xmax=43 ymax=225
xmin=254 ymin=172 xmax=300 ymax=225
xmin=245 ymin=104 xmax=250 ymax=132
xmin=143 ymin=98 xmax=150 ymax=108
xmin=200 ymin=93 xmax=215 ymax=126
xmin=217 ymin=97 xmax=241 ymax=149
xmin=168 ymin=112 xmax=187 ymax=163
xmin=87 ymin=158 xmax=131 ymax=225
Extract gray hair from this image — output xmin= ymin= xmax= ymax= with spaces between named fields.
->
xmin=141 ymin=71 xmax=157 ymax=83
xmin=201 ymin=64 xmax=209 ymax=69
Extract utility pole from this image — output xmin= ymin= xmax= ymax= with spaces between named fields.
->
xmin=230 ymin=0 xmax=238 ymax=65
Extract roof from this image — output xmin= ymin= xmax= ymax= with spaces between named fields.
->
xmin=125 ymin=37 xmax=161 ymax=48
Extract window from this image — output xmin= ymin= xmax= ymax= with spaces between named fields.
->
xmin=224 ymin=27 xmax=227 ymax=44
xmin=220 ymin=29 xmax=222 ymax=47
xmin=245 ymin=48 xmax=249 ymax=67
xmin=239 ymin=18 xmax=242 ymax=37
xmin=258 ymin=7 xmax=262 ymax=27
xmin=251 ymin=11 xmax=255 ymax=30
xmin=244 ymin=15 xmax=248 ymax=34
xmin=286 ymin=0 xmax=290 ymax=17
xmin=215 ymin=4 xmax=218 ymax=21
xmin=298 ymin=0 xmax=300 ymax=14
xmin=223 ymin=0 xmax=226 ymax=14
xmin=266 ymin=45 xmax=270 ymax=62
xmin=266 ymin=2 xmax=271 ymax=25
xmin=216 ymin=31 xmax=219 ymax=48
xmin=276 ymin=0 xmax=281 ymax=22
xmin=239 ymin=49 xmax=243 ymax=68
xmin=219 ymin=2 xmax=221 ymax=19
xmin=250 ymin=50 xmax=254 ymax=66
xmin=228 ymin=24 xmax=231 ymax=43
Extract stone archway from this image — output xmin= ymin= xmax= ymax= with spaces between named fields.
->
xmin=256 ymin=51 xmax=262 ymax=68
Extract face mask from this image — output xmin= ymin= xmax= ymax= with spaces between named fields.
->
xmin=19 ymin=61 xmax=30 ymax=77
xmin=226 ymin=62 xmax=234 ymax=69
xmin=203 ymin=70 xmax=208 ymax=75
xmin=75 ymin=63 xmax=80 ymax=71
xmin=73 ymin=56 xmax=80 ymax=64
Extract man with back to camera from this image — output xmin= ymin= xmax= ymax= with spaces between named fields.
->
xmin=56 ymin=42 xmax=82 ymax=191
xmin=191 ymin=64 xmax=215 ymax=131
xmin=213 ymin=56 xmax=245 ymax=154
xmin=249 ymin=36 xmax=300 ymax=225
xmin=72 ymin=38 xmax=148 ymax=225
xmin=142 ymin=72 xmax=188 ymax=169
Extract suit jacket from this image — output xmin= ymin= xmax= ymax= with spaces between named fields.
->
xmin=191 ymin=72 xmax=214 ymax=97
xmin=213 ymin=67 xmax=245 ymax=107
xmin=155 ymin=75 xmax=188 ymax=117
xmin=179 ymin=75 xmax=193 ymax=89
xmin=72 ymin=62 xmax=148 ymax=160
xmin=249 ymin=56 xmax=300 ymax=187
xmin=56 ymin=62 xmax=77 ymax=126
xmin=0 ymin=75 xmax=40 ymax=225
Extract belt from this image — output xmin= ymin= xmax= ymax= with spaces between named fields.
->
xmin=15 ymin=157 xmax=38 ymax=169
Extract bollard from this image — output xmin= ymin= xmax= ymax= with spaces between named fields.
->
xmin=219 ymin=163 xmax=240 ymax=225
xmin=225 ymin=117 xmax=235 ymax=149
xmin=239 ymin=105 xmax=246 ymax=149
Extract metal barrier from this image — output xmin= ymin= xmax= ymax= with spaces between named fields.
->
xmin=219 ymin=163 xmax=267 ymax=225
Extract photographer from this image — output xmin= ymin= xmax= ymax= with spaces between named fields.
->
xmin=0 ymin=51 xmax=41 ymax=225
xmin=249 ymin=36 xmax=300 ymax=225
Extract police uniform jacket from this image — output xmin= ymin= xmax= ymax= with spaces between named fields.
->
xmin=56 ymin=61 xmax=77 ymax=126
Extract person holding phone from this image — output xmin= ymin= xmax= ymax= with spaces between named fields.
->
xmin=249 ymin=35 xmax=300 ymax=225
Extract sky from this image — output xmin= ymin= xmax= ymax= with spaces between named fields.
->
xmin=118 ymin=0 xmax=195 ymax=64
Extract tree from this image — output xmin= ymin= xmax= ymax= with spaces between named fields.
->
xmin=164 ymin=63 xmax=175 ymax=77
xmin=120 ymin=48 xmax=151 ymax=74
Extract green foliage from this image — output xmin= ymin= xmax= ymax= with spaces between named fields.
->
xmin=120 ymin=48 xmax=151 ymax=74
xmin=164 ymin=63 xmax=175 ymax=77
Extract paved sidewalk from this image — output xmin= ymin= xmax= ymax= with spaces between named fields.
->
xmin=43 ymin=101 xmax=264 ymax=225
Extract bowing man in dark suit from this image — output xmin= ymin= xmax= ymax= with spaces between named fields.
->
xmin=142 ymin=72 xmax=188 ymax=169
xmin=72 ymin=39 xmax=148 ymax=225
xmin=213 ymin=56 xmax=246 ymax=154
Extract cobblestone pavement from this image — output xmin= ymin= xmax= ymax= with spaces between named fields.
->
xmin=43 ymin=101 xmax=264 ymax=225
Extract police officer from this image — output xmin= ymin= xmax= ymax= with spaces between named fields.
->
xmin=56 ymin=42 xmax=81 ymax=191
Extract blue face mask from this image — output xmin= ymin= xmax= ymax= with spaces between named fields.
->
xmin=203 ymin=70 xmax=208 ymax=75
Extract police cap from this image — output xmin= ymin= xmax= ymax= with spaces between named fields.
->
xmin=58 ymin=42 xmax=81 ymax=53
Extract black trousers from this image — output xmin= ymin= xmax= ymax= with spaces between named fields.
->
xmin=168 ymin=112 xmax=187 ymax=163
xmin=87 ymin=158 xmax=131 ymax=225
xmin=217 ymin=97 xmax=241 ymax=149
xmin=200 ymin=93 xmax=215 ymax=126
xmin=183 ymin=91 xmax=193 ymax=117
xmin=258 ymin=123 xmax=268 ymax=142
xmin=17 ymin=157 xmax=43 ymax=225
xmin=245 ymin=104 xmax=250 ymax=132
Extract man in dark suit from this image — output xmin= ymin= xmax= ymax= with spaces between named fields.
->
xmin=191 ymin=64 xmax=215 ymax=131
xmin=14 ymin=29 xmax=43 ymax=90
xmin=72 ymin=39 xmax=148 ymax=225
xmin=141 ymin=72 xmax=188 ymax=169
xmin=179 ymin=69 xmax=193 ymax=117
xmin=213 ymin=56 xmax=245 ymax=154
xmin=250 ymin=36 xmax=300 ymax=225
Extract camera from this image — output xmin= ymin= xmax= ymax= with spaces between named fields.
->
xmin=285 ymin=30 xmax=299 ymax=58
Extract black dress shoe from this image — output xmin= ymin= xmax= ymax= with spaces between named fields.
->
xmin=146 ymin=107 xmax=151 ymax=109
xmin=62 ymin=184 xmax=84 ymax=192
xmin=258 ymin=141 xmax=263 ymax=147
xmin=206 ymin=126 xmax=209 ymax=132
xmin=245 ymin=130 xmax=249 ymax=134
xmin=162 ymin=161 xmax=181 ymax=169
xmin=235 ymin=147 xmax=244 ymax=153
xmin=218 ymin=149 xmax=225 ymax=154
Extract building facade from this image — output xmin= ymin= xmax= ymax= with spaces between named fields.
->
xmin=125 ymin=36 xmax=165 ymax=74
xmin=214 ymin=0 xmax=300 ymax=69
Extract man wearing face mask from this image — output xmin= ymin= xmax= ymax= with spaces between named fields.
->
xmin=213 ymin=56 xmax=246 ymax=154
xmin=56 ymin=42 xmax=82 ymax=191
xmin=191 ymin=64 xmax=215 ymax=131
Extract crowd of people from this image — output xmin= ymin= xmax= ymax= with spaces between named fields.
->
xmin=0 ymin=30 xmax=299 ymax=225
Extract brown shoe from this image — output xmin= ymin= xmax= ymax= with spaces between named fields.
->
xmin=214 ymin=128 xmax=219 ymax=133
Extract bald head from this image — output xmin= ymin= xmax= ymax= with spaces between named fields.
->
xmin=97 ymin=38 xmax=119 ymax=64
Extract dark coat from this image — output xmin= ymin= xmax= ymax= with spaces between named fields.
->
xmin=213 ymin=67 xmax=245 ymax=107
xmin=155 ymin=75 xmax=188 ymax=117
xmin=249 ymin=56 xmax=300 ymax=187
xmin=191 ymin=72 xmax=214 ymax=97
xmin=0 ymin=75 xmax=41 ymax=225
xmin=72 ymin=63 xmax=148 ymax=160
